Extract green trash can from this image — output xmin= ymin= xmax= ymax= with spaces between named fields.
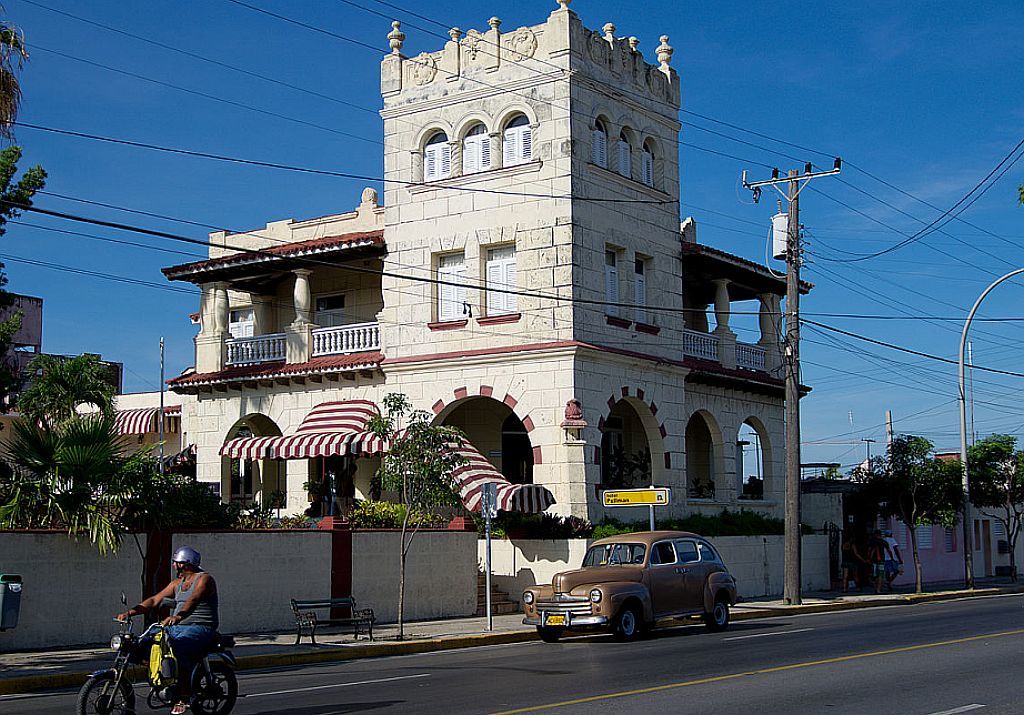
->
xmin=0 ymin=574 xmax=23 ymax=630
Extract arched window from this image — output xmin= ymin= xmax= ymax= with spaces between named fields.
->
xmin=641 ymin=142 xmax=655 ymax=186
xmin=502 ymin=115 xmax=533 ymax=167
xmin=617 ymin=131 xmax=631 ymax=177
xmin=463 ymin=123 xmax=491 ymax=174
xmin=591 ymin=119 xmax=608 ymax=168
xmin=424 ymin=131 xmax=451 ymax=181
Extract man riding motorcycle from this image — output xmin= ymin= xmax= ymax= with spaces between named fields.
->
xmin=117 ymin=546 xmax=219 ymax=715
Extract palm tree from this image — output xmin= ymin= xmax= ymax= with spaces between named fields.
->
xmin=1 ymin=414 xmax=130 ymax=553
xmin=17 ymin=353 xmax=116 ymax=428
xmin=0 ymin=18 xmax=27 ymax=139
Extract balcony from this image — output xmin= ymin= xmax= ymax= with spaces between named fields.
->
xmin=312 ymin=322 xmax=381 ymax=356
xmin=226 ymin=333 xmax=286 ymax=366
xmin=736 ymin=343 xmax=767 ymax=371
xmin=683 ymin=329 xmax=719 ymax=362
xmin=683 ymin=329 xmax=768 ymax=372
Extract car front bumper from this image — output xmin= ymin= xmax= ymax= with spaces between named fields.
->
xmin=523 ymin=615 xmax=609 ymax=627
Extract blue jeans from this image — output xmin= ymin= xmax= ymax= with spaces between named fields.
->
xmin=166 ymin=625 xmax=217 ymax=688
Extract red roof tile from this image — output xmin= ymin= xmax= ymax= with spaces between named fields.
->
xmin=169 ymin=351 xmax=383 ymax=388
xmin=163 ymin=230 xmax=384 ymax=279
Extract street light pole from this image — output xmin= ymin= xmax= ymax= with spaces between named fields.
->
xmin=958 ymin=267 xmax=1024 ymax=589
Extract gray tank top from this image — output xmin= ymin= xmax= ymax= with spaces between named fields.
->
xmin=173 ymin=574 xmax=219 ymax=629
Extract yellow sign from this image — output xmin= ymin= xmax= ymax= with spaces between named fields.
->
xmin=602 ymin=488 xmax=671 ymax=507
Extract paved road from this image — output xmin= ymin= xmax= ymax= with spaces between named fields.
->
xmin=5 ymin=594 xmax=1024 ymax=714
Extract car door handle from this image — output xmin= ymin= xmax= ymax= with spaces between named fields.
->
xmin=676 ymin=568 xmax=690 ymax=574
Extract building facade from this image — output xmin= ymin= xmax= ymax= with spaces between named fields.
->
xmin=164 ymin=3 xmax=795 ymax=522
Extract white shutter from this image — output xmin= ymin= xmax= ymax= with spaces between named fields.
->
xmin=592 ymin=128 xmax=607 ymax=167
xmin=504 ymin=259 xmax=517 ymax=312
xmin=605 ymin=251 xmax=618 ymax=317
xmin=618 ymin=140 xmax=631 ymax=177
xmin=915 ymin=526 xmax=933 ymax=549
xmin=438 ymin=253 xmax=466 ymax=321
xmin=440 ymin=144 xmax=452 ymax=178
xmin=503 ymin=131 xmax=515 ymax=167
xmin=642 ymin=149 xmax=654 ymax=186
xmin=463 ymin=136 xmax=479 ymax=174
xmin=520 ymin=126 xmax=532 ymax=161
xmin=424 ymin=146 xmax=438 ymax=181
xmin=486 ymin=258 xmax=503 ymax=315
xmin=480 ymin=135 xmax=492 ymax=170
xmin=634 ymin=261 xmax=647 ymax=324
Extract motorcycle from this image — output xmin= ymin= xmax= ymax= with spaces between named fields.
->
xmin=76 ymin=597 xmax=238 ymax=715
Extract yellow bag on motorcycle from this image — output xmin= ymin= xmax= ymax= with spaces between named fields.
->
xmin=149 ymin=628 xmax=178 ymax=687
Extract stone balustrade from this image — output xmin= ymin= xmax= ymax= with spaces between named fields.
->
xmin=225 ymin=333 xmax=287 ymax=366
xmin=312 ymin=322 xmax=381 ymax=356
xmin=682 ymin=328 xmax=719 ymax=362
xmin=736 ymin=343 xmax=767 ymax=371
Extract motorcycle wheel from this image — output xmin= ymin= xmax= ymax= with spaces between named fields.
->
xmin=76 ymin=673 xmax=135 ymax=715
xmin=190 ymin=660 xmax=238 ymax=715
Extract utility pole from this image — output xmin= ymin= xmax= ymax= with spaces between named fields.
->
xmin=967 ymin=342 xmax=976 ymax=445
xmin=743 ymin=159 xmax=842 ymax=606
xmin=862 ymin=438 xmax=876 ymax=466
xmin=159 ymin=337 xmax=166 ymax=475
xmin=885 ymin=410 xmax=894 ymax=448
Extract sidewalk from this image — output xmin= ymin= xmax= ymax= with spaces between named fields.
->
xmin=3 ymin=580 xmax=1022 ymax=696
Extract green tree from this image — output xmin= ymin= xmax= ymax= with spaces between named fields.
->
xmin=17 ymin=353 xmax=115 ymax=428
xmin=0 ymin=16 xmax=27 ymax=138
xmin=0 ymin=414 xmax=133 ymax=553
xmin=0 ymin=145 xmax=45 ymax=406
xmin=968 ymin=434 xmax=1024 ymax=582
xmin=855 ymin=435 xmax=963 ymax=593
xmin=368 ymin=393 xmax=466 ymax=639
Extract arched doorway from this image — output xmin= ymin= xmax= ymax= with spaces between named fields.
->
xmin=437 ymin=397 xmax=533 ymax=484
xmin=222 ymin=414 xmax=283 ymax=507
xmin=737 ymin=417 xmax=770 ymax=501
xmin=601 ymin=400 xmax=652 ymax=488
xmin=685 ymin=412 xmax=721 ymax=499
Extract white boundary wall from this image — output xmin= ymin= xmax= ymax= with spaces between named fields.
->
xmin=481 ymin=535 xmax=831 ymax=601
xmin=352 ymin=531 xmax=478 ymax=623
xmin=170 ymin=531 xmax=333 ymax=634
xmin=0 ymin=532 xmax=147 ymax=651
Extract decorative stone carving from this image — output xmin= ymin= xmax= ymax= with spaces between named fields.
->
xmin=628 ymin=36 xmax=639 ymax=53
xmin=489 ymin=17 xmax=501 ymax=31
xmin=387 ymin=20 xmax=404 ymax=54
xmin=602 ymin=23 xmax=616 ymax=44
xmin=506 ymin=27 xmax=538 ymax=62
xmin=449 ymin=27 xmax=462 ymax=42
xmin=656 ymin=35 xmax=673 ymax=68
xmin=587 ymin=31 xmax=609 ymax=63
xmin=462 ymin=29 xmax=485 ymax=60
xmin=360 ymin=187 xmax=379 ymax=206
xmin=564 ymin=399 xmax=584 ymax=423
xmin=556 ymin=0 xmax=571 ymax=8
xmin=410 ymin=52 xmax=438 ymax=85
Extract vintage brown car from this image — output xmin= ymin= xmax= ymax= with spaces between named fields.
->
xmin=522 ymin=531 xmax=738 ymax=642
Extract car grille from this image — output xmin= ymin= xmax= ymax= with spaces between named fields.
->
xmin=536 ymin=596 xmax=592 ymax=616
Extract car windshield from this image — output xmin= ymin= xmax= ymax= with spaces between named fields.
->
xmin=582 ymin=543 xmax=646 ymax=567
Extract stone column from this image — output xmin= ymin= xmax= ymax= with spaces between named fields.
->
xmin=713 ymin=279 xmax=736 ymax=369
xmin=195 ymin=281 xmax=229 ymax=373
xmin=252 ymin=295 xmax=273 ymax=335
xmin=292 ymin=269 xmax=312 ymax=326
xmin=489 ymin=131 xmax=503 ymax=170
xmin=758 ymin=293 xmax=783 ymax=376
xmin=286 ymin=270 xmax=314 ymax=364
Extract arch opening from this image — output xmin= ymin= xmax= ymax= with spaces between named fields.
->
xmin=222 ymin=414 xmax=283 ymax=507
xmin=601 ymin=400 xmax=651 ymax=488
xmin=436 ymin=396 xmax=533 ymax=484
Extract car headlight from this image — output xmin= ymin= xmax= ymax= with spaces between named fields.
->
xmin=522 ymin=591 xmax=535 ymax=605
xmin=589 ymin=589 xmax=602 ymax=603
xmin=110 ymin=634 xmax=124 ymax=651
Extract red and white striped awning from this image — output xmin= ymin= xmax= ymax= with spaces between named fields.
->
xmin=450 ymin=441 xmax=555 ymax=514
xmin=219 ymin=435 xmax=280 ymax=460
xmin=115 ymin=408 xmax=158 ymax=435
xmin=218 ymin=400 xmax=386 ymax=460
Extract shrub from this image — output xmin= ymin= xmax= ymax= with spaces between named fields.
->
xmin=476 ymin=511 xmax=594 ymax=539
xmin=347 ymin=499 xmax=446 ymax=529
xmin=592 ymin=509 xmax=793 ymax=539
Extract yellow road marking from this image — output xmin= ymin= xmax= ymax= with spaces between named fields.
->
xmin=490 ymin=628 xmax=1024 ymax=714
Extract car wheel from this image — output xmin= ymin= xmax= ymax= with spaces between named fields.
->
xmin=612 ymin=604 xmax=642 ymax=642
xmin=537 ymin=626 xmax=564 ymax=643
xmin=704 ymin=596 xmax=730 ymax=632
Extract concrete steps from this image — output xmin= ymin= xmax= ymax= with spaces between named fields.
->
xmin=477 ymin=572 xmax=519 ymax=616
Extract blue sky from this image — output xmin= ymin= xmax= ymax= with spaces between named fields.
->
xmin=3 ymin=0 xmax=1023 ymax=469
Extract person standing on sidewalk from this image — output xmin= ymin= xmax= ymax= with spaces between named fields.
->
xmin=841 ymin=534 xmax=866 ymax=592
xmin=866 ymin=530 xmax=893 ymax=594
xmin=883 ymin=529 xmax=904 ymax=591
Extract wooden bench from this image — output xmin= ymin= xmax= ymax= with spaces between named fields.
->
xmin=290 ymin=597 xmax=375 ymax=645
